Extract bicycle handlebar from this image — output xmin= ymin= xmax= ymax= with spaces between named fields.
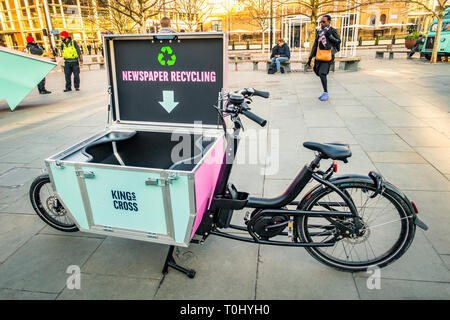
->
xmin=251 ymin=89 xmax=270 ymax=99
xmin=242 ymin=109 xmax=267 ymax=127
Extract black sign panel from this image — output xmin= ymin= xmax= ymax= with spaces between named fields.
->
xmin=111 ymin=35 xmax=224 ymax=126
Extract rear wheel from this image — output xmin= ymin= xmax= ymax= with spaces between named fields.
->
xmin=29 ymin=174 xmax=78 ymax=232
xmin=296 ymin=179 xmax=415 ymax=272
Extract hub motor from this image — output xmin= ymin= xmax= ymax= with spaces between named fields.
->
xmin=247 ymin=211 xmax=289 ymax=240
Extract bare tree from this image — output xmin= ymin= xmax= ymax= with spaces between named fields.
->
xmin=286 ymin=1 xmax=384 ymax=51
xmin=97 ymin=0 xmax=166 ymax=33
xmin=174 ymin=0 xmax=212 ymax=32
xmin=386 ymin=0 xmax=449 ymax=63
xmin=240 ymin=0 xmax=272 ymax=52
xmin=83 ymin=1 xmax=137 ymax=34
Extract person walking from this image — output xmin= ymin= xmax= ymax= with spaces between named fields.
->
xmin=0 ymin=37 xmax=6 ymax=47
xmin=93 ymin=43 xmax=98 ymax=55
xmin=269 ymin=39 xmax=290 ymax=73
xmin=408 ymin=35 xmax=425 ymax=58
xmin=60 ymin=31 xmax=83 ymax=92
xmin=87 ymin=43 xmax=91 ymax=55
xmin=158 ymin=17 xmax=176 ymax=33
xmin=25 ymin=36 xmax=51 ymax=94
xmin=306 ymin=15 xmax=341 ymax=101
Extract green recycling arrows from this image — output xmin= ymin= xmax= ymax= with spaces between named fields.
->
xmin=157 ymin=46 xmax=176 ymax=66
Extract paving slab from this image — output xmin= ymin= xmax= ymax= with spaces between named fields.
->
xmin=375 ymin=163 xmax=450 ymax=191
xmin=393 ymin=127 xmax=450 ymax=147
xmin=334 ymin=106 xmax=376 ymax=119
xmin=367 ymin=152 xmax=426 ymax=164
xmin=0 ymin=288 xmax=57 ymax=300
xmin=305 ymin=127 xmax=358 ymax=145
xmin=354 ymin=134 xmax=413 ymax=152
xmin=256 ymin=245 xmax=359 ymax=299
xmin=354 ymin=231 xmax=450 ymax=282
xmin=57 ymin=273 xmax=160 ymax=300
xmin=415 ymin=147 xmax=450 ymax=175
xmin=0 ymin=214 xmax=44 ymax=263
xmin=0 ymin=234 xmax=102 ymax=293
xmin=402 ymin=190 xmax=450 ymax=255
xmin=155 ymin=236 xmax=258 ymax=300
xmin=354 ymin=278 xmax=450 ymax=300
xmin=344 ymin=118 xmax=394 ymax=135
xmin=82 ymin=237 xmax=167 ymax=280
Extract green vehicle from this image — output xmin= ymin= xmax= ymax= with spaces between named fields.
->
xmin=422 ymin=8 xmax=450 ymax=60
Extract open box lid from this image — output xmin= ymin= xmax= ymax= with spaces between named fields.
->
xmin=104 ymin=33 xmax=226 ymax=129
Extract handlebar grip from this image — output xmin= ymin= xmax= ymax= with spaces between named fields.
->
xmin=252 ymin=89 xmax=270 ymax=99
xmin=242 ymin=110 xmax=267 ymax=127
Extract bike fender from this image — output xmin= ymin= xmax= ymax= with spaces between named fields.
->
xmin=299 ymin=173 xmax=428 ymax=230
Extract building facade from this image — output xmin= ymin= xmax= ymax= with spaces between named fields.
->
xmin=0 ymin=0 xmax=106 ymax=54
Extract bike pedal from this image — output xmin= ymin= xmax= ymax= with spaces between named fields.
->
xmin=244 ymin=211 xmax=251 ymax=224
xmin=288 ymin=219 xmax=294 ymax=240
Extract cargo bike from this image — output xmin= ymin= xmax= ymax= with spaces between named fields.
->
xmin=29 ymin=33 xmax=428 ymax=279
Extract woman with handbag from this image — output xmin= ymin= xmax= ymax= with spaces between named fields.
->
xmin=307 ymin=15 xmax=341 ymax=101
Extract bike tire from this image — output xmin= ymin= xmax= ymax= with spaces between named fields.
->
xmin=296 ymin=178 xmax=416 ymax=272
xmin=29 ymin=174 xmax=79 ymax=232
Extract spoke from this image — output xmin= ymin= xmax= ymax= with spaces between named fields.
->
xmin=365 ymin=238 xmax=377 ymax=259
xmin=367 ymin=216 xmax=412 ymax=230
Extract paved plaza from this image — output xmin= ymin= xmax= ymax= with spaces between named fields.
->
xmin=0 ymin=55 xmax=449 ymax=299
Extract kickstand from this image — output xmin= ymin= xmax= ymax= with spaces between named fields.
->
xmin=162 ymin=245 xmax=196 ymax=279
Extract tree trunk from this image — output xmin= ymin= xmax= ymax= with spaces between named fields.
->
xmin=308 ymin=14 xmax=317 ymax=56
xmin=262 ymin=30 xmax=265 ymax=54
xmin=430 ymin=15 xmax=443 ymax=64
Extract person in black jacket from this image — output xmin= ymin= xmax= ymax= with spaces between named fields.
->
xmin=270 ymin=39 xmax=290 ymax=73
xmin=408 ymin=35 xmax=424 ymax=58
xmin=60 ymin=31 xmax=83 ymax=92
xmin=26 ymin=36 xmax=51 ymax=94
xmin=307 ymin=15 xmax=341 ymax=101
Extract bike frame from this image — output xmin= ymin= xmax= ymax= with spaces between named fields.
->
xmin=196 ymin=99 xmax=362 ymax=247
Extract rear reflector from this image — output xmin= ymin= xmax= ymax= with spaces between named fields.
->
xmin=333 ymin=161 xmax=338 ymax=173
xmin=411 ymin=201 xmax=419 ymax=214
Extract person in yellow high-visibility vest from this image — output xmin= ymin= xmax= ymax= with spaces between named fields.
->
xmin=60 ymin=31 xmax=83 ymax=92
xmin=26 ymin=36 xmax=51 ymax=94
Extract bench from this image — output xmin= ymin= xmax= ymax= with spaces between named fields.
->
xmin=375 ymin=50 xmax=410 ymax=59
xmin=250 ymin=56 xmax=361 ymax=73
xmin=229 ymin=54 xmax=252 ymax=71
xmin=82 ymin=56 xmax=105 ymax=70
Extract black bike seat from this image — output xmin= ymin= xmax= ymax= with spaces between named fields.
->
xmin=303 ymin=141 xmax=352 ymax=161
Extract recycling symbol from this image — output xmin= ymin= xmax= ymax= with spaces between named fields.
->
xmin=158 ymin=46 xmax=176 ymax=66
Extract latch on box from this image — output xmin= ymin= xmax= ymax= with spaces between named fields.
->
xmin=145 ymin=173 xmax=178 ymax=186
xmin=75 ymin=170 xmax=95 ymax=179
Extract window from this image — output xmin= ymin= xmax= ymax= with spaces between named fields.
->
xmin=212 ymin=20 xmax=222 ymax=31
xmin=369 ymin=15 xmax=376 ymax=26
xmin=431 ymin=23 xmax=450 ymax=32
xmin=380 ymin=14 xmax=386 ymax=25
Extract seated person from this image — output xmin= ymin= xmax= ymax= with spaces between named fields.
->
xmin=270 ymin=39 xmax=290 ymax=73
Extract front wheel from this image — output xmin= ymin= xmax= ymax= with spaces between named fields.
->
xmin=296 ymin=179 xmax=415 ymax=272
xmin=29 ymin=174 xmax=78 ymax=232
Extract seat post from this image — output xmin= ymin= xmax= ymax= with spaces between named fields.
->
xmin=309 ymin=154 xmax=322 ymax=170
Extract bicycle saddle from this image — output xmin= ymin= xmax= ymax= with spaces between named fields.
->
xmin=303 ymin=141 xmax=352 ymax=162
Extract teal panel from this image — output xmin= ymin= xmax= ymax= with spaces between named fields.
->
xmin=169 ymin=175 xmax=191 ymax=243
xmin=49 ymin=163 xmax=89 ymax=229
xmin=0 ymin=48 xmax=56 ymax=110
xmin=82 ymin=167 xmax=167 ymax=234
